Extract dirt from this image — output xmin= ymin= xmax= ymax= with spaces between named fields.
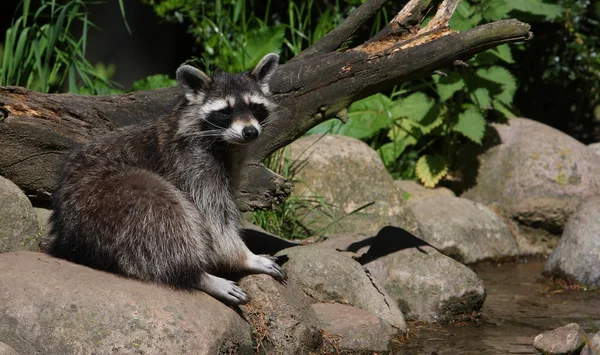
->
xmin=392 ymin=257 xmax=600 ymax=354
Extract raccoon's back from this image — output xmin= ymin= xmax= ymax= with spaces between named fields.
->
xmin=47 ymin=128 xmax=208 ymax=287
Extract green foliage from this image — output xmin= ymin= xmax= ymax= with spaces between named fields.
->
xmin=0 ymin=0 xmax=127 ymax=94
xmin=130 ymin=74 xmax=177 ymax=91
xmin=142 ymin=0 xmax=350 ymax=72
xmin=308 ymin=0 xmax=566 ymax=187
xmin=415 ymin=154 xmax=448 ymax=188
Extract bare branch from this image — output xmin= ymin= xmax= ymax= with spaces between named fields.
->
xmin=362 ymin=0 xmax=437 ymax=46
xmin=421 ymin=0 xmax=461 ymax=32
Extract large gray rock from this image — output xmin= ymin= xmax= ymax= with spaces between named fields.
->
xmin=533 ymin=323 xmax=586 ymax=355
xmin=303 ymin=234 xmax=372 ymax=258
xmin=409 ymin=196 xmax=519 ymax=263
xmin=589 ymin=142 xmax=600 ymax=156
xmin=0 ymin=176 xmax=39 ymax=252
xmin=0 ymin=342 xmax=18 ymax=355
xmin=288 ymin=134 xmax=420 ymax=236
xmin=545 ymin=196 xmax=600 ymax=286
xmin=362 ymin=227 xmax=486 ymax=322
xmin=0 ymin=252 xmax=253 ymax=355
xmin=312 ymin=303 xmax=395 ymax=353
xmin=395 ymin=180 xmax=455 ymax=202
xmin=462 ymin=118 xmax=600 ymax=233
xmin=239 ymin=274 xmax=322 ymax=354
xmin=277 ymin=245 xmax=406 ymax=330
xmin=581 ymin=330 xmax=600 ymax=355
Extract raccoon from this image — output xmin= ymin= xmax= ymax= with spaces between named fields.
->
xmin=48 ymin=53 xmax=285 ymax=305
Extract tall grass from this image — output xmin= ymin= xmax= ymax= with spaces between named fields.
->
xmin=0 ymin=0 xmax=127 ymax=94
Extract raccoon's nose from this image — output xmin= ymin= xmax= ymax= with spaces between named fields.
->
xmin=242 ymin=126 xmax=259 ymax=140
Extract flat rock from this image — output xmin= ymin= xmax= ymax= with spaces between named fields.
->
xmin=239 ymin=274 xmax=322 ymax=354
xmin=409 ymin=196 xmax=519 ymax=263
xmin=0 ymin=252 xmax=253 ymax=355
xmin=0 ymin=176 xmax=40 ymax=253
xmin=277 ymin=245 xmax=406 ymax=330
xmin=362 ymin=226 xmax=486 ymax=322
xmin=462 ymin=118 xmax=600 ymax=233
xmin=533 ymin=323 xmax=586 ymax=355
xmin=395 ymin=180 xmax=455 ymax=202
xmin=545 ymin=196 xmax=600 ymax=286
xmin=581 ymin=330 xmax=600 ymax=355
xmin=312 ymin=303 xmax=395 ymax=353
xmin=303 ymin=234 xmax=372 ymax=258
xmin=288 ymin=134 xmax=420 ymax=236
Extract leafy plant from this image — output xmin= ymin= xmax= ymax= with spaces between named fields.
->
xmin=0 ymin=0 xmax=128 ymax=94
xmin=130 ymin=74 xmax=177 ymax=91
xmin=309 ymin=0 xmax=564 ymax=187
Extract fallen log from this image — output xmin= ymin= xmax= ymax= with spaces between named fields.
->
xmin=0 ymin=0 xmax=531 ymax=210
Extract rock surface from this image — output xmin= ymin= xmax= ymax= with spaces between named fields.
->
xmin=288 ymin=134 xmax=420 ymax=236
xmin=513 ymin=225 xmax=560 ymax=256
xmin=589 ymin=142 xmax=600 ymax=156
xmin=0 ymin=252 xmax=254 ymax=355
xmin=304 ymin=234 xmax=372 ymax=258
xmin=581 ymin=330 xmax=600 ymax=355
xmin=533 ymin=323 xmax=586 ymax=355
xmin=239 ymin=274 xmax=322 ymax=354
xmin=312 ymin=303 xmax=395 ymax=353
xmin=462 ymin=118 xmax=600 ymax=233
xmin=362 ymin=226 xmax=486 ymax=322
xmin=0 ymin=176 xmax=39 ymax=253
xmin=33 ymin=207 xmax=52 ymax=236
xmin=0 ymin=342 xmax=18 ymax=355
xmin=277 ymin=245 xmax=406 ymax=330
xmin=545 ymin=196 xmax=600 ymax=286
xmin=396 ymin=179 xmax=455 ymax=202
xmin=409 ymin=196 xmax=518 ymax=263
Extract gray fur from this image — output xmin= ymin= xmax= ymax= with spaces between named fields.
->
xmin=48 ymin=53 xmax=283 ymax=305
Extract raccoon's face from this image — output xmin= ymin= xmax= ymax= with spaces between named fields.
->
xmin=176 ymin=53 xmax=279 ymax=145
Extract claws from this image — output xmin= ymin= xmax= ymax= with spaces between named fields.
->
xmin=260 ymin=254 xmax=287 ymax=282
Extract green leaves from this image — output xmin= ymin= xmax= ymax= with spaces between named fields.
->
xmin=238 ymin=25 xmax=286 ymax=71
xmin=415 ymin=155 xmax=448 ymax=188
xmin=1 ymin=0 xmax=123 ymax=94
xmin=454 ymin=110 xmax=486 ymax=144
xmin=131 ymin=74 xmax=177 ymax=91
xmin=434 ymin=72 xmax=466 ymax=102
xmin=476 ymin=66 xmax=517 ymax=105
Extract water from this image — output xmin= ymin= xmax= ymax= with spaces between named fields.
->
xmin=393 ymin=257 xmax=600 ymax=354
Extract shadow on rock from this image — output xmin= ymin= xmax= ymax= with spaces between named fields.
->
xmin=241 ymin=226 xmax=299 ymax=255
xmin=353 ymin=226 xmax=436 ymax=265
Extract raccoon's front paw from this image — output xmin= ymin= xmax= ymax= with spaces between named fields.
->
xmin=200 ymin=273 xmax=250 ymax=305
xmin=247 ymin=254 xmax=287 ymax=282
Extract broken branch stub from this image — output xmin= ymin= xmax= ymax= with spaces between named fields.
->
xmin=0 ymin=0 xmax=532 ymax=211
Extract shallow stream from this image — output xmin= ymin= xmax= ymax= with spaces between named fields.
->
xmin=393 ymin=257 xmax=600 ymax=354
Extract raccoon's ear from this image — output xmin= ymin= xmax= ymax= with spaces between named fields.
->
xmin=251 ymin=53 xmax=279 ymax=94
xmin=176 ymin=65 xmax=212 ymax=103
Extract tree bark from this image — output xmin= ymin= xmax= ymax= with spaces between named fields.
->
xmin=0 ymin=0 xmax=531 ymax=209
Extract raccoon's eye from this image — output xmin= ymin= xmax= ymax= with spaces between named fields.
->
xmin=216 ymin=107 xmax=233 ymax=117
xmin=249 ymin=103 xmax=269 ymax=122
